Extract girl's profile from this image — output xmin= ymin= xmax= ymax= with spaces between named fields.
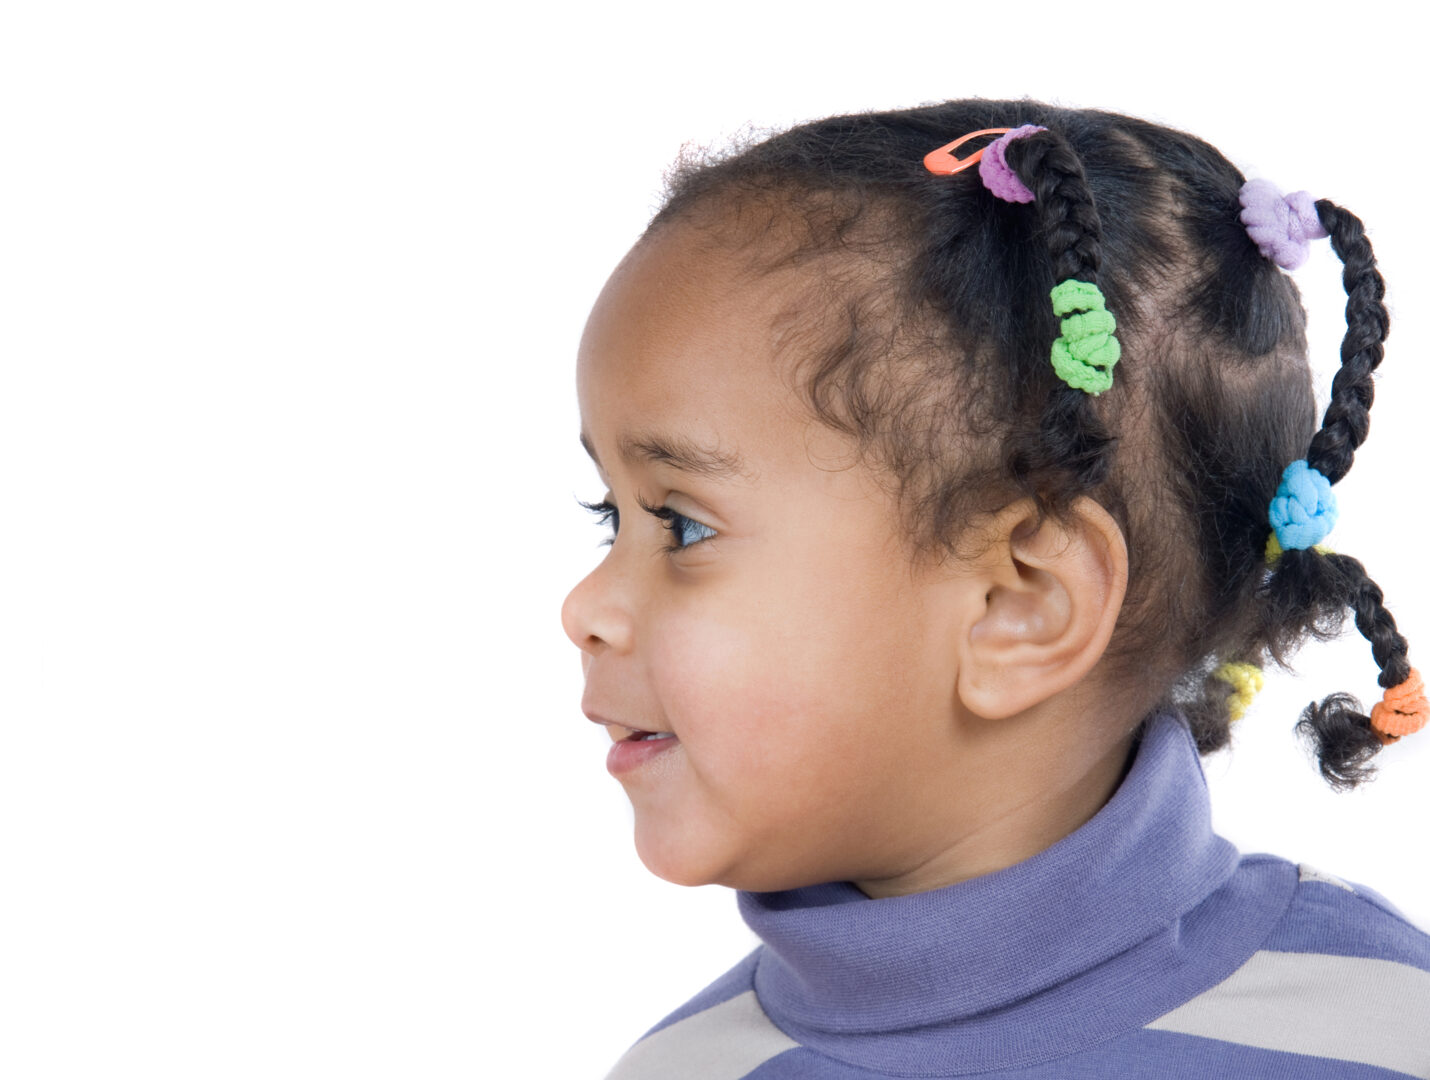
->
xmin=561 ymin=99 xmax=1430 ymax=1077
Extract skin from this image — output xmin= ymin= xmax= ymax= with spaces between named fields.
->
xmin=561 ymin=220 xmax=1135 ymax=899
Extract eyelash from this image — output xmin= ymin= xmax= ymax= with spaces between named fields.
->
xmin=577 ymin=493 xmax=716 ymax=554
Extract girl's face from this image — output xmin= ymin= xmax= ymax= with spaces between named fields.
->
xmin=562 ymin=222 xmax=986 ymax=894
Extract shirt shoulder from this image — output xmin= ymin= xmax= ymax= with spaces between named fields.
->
xmin=602 ymin=947 xmax=803 ymax=1080
xmin=1260 ymin=859 xmax=1430 ymax=968
xmin=1142 ymin=858 xmax=1430 ymax=1078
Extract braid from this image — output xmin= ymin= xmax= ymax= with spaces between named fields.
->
xmin=1260 ymin=199 xmax=1422 ymax=787
xmin=1007 ymin=132 xmax=1105 ymax=281
xmin=1340 ymin=555 xmax=1414 ymax=689
xmin=1273 ymin=553 xmax=1412 ymax=789
xmin=1003 ymin=131 xmax=1117 ymax=493
xmin=1304 ymin=201 xmax=1389 ymax=484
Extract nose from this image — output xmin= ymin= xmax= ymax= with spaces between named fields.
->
xmin=560 ymin=558 xmax=632 ymax=661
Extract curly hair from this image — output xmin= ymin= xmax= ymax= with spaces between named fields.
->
xmin=640 ymin=98 xmax=1410 ymax=789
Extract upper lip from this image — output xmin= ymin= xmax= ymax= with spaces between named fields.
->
xmin=583 ymin=709 xmax=670 ymax=739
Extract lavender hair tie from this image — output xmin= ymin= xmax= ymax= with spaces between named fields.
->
xmin=1238 ymin=178 xmax=1329 ymax=271
xmin=978 ymin=125 xmax=1047 ymax=203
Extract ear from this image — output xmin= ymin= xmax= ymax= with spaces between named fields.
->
xmin=956 ymin=497 xmax=1128 ymax=720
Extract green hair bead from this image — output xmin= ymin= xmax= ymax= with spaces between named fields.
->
xmin=1048 ymin=279 xmax=1120 ymax=395
xmin=1050 ymin=278 xmax=1106 ymax=317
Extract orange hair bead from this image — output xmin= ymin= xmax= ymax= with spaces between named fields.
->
xmin=1370 ymin=667 xmax=1429 ymax=744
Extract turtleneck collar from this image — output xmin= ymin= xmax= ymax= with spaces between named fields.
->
xmin=736 ymin=712 xmax=1292 ymax=1074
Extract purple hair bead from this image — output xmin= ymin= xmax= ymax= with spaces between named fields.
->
xmin=1238 ymin=178 xmax=1329 ymax=271
xmin=979 ymin=125 xmax=1047 ymax=203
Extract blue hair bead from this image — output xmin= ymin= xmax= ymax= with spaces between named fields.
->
xmin=1268 ymin=460 xmax=1338 ymax=550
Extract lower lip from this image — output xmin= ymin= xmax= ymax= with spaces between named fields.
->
xmin=607 ymin=734 xmax=680 ymax=775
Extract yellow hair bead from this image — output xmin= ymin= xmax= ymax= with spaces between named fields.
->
xmin=1265 ymin=533 xmax=1333 ymax=566
xmin=1214 ymin=662 xmax=1265 ymax=722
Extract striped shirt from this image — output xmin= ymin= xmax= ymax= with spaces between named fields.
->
xmin=604 ymin=712 xmax=1430 ymax=1078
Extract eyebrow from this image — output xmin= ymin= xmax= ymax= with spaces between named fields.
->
xmin=579 ymin=429 xmax=752 ymax=483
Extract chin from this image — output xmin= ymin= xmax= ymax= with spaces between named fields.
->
xmin=634 ymin=830 xmax=820 ymax=892
xmin=633 ymin=823 xmax=731 ymax=889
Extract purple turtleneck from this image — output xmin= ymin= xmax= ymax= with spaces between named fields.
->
xmin=604 ymin=712 xmax=1430 ymax=1078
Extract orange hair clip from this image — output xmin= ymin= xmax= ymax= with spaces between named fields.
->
xmin=1370 ymin=667 xmax=1429 ymax=744
xmin=923 ymin=128 xmax=1014 ymax=176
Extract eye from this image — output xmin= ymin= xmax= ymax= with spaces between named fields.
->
xmin=643 ymin=498 xmax=718 ymax=553
xmin=577 ymin=493 xmax=717 ymax=554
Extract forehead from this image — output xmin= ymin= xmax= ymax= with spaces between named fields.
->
xmin=576 ymin=224 xmax=814 ymax=482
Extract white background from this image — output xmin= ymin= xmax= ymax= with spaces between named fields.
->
xmin=2 ymin=1 xmax=1427 ymax=1077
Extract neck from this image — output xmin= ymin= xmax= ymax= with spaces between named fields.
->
xmin=852 ymin=726 xmax=1138 ymax=899
xmin=734 ymin=712 xmax=1264 ymax=1075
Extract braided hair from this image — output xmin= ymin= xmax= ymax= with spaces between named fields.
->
xmin=642 ymin=99 xmax=1416 ymax=789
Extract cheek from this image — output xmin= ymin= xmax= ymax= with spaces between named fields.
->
xmin=648 ymin=607 xmax=788 ymax=748
xmin=647 ymin=576 xmax=929 ymax=774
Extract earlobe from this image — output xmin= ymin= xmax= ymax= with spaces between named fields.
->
xmin=957 ymin=498 xmax=1128 ymax=720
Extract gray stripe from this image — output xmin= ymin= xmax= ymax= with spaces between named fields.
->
xmin=604 ymin=990 xmax=799 ymax=1080
xmin=1297 ymin=862 xmax=1354 ymax=892
xmin=1146 ymin=950 xmax=1430 ymax=1076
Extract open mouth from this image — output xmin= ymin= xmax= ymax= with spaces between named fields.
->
xmin=625 ymin=729 xmax=676 ymax=742
xmin=606 ymin=725 xmax=681 ymax=775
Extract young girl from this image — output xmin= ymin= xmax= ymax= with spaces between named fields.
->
xmin=561 ymin=99 xmax=1430 ymax=1078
